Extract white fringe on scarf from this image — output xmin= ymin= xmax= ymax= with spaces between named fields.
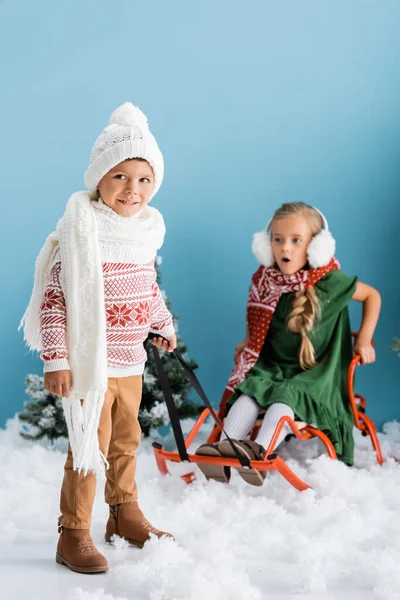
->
xmin=19 ymin=191 xmax=165 ymax=477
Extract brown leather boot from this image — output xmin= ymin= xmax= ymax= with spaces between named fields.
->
xmin=56 ymin=523 xmax=108 ymax=574
xmin=105 ymin=502 xmax=174 ymax=548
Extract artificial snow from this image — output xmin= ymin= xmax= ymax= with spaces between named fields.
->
xmin=1 ymin=416 xmax=400 ymax=600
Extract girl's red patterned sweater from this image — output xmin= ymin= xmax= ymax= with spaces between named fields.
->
xmin=39 ymin=260 xmax=175 ymax=377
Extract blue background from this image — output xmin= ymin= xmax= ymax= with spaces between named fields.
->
xmin=1 ymin=0 xmax=399 ymax=428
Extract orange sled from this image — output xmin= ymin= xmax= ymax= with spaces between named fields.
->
xmin=150 ymin=333 xmax=383 ymax=491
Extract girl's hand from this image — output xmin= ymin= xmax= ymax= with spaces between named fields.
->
xmin=44 ymin=370 xmax=73 ymax=398
xmin=352 ymin=283 xmax=380 ymax=366
xmin=151 ymin=334 xmax=177 ymax=353
xmin=234 ymin=339 xmax=249 ymax=361
xmin=353 ymin=336 xmax=376 ymax=365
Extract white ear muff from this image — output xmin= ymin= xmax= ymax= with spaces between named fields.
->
xmin=307 ymin=208 xmax=336 ymax=268
xmin=307 ymin=229 xmax=336 ymax=268
xmin=252 ymin=230 xmax=275 ymax=267
xmin=252 ymin=217 xmax=275 ymax=267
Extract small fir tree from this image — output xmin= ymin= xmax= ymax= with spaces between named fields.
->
xmin=19 ymin=374 xmax=67 ymax=443
xmin=390 ymin=337 xmax=400 ymax=358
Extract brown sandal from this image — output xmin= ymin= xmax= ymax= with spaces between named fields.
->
xmin=218 ymin=439 xmax=266 ymax=486
xmin=195 ymin=443 xmax=231 ymax=483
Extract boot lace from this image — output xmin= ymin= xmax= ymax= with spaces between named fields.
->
xmin=142 ymin=518 xmax=161 ymax=535
xmin=78 ymin=538 xmax=97 ymax=556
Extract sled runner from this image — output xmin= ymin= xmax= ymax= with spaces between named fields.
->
xmin=149 ymin=333 xmax=383 ymax=491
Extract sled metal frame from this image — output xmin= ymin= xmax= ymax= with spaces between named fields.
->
xmin=153 ymin=333 xmax=383 ymax=491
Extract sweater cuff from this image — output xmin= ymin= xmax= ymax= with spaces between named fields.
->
xmin=149 ymin=323 xmax=176 ymax=339
xmin=43 ymin=358 xmax=71 ymax=373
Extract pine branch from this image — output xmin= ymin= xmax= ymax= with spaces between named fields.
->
xmin=390 ymin=337 xmax=400 ymax=358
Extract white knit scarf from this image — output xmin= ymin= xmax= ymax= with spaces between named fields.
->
xmin=19 ymin=191 xmax=165 ymax=476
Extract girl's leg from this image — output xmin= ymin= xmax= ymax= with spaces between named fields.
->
xmin=218 ymin=402 xmax=295 ymax=487
xmin=195 ymin=394 xmax=259 ymax=483
xmin=217 ymin=395 xmax=264 ymax=486
xmin=219 ymin=394 xmax=260 ymax=441
xmin=255 ymin=403 xmax=294 ymax=452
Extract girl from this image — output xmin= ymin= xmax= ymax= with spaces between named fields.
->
xmin=20 ymin=103 xmax=176 ymax=573
xmin=196 ymin=202 xmax=381 ymax=486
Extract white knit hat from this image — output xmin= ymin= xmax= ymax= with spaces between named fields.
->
xmin=84 ymin=102 xmax=164 ymax=198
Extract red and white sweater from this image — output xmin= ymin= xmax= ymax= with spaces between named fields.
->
xmin=40 ymin=259 xmax=175 ymax=377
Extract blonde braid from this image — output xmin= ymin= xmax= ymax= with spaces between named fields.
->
xmin=288 ymin=286 xmax=320 ymax=369
xmin=270 ymin=202 xmax=326 ymax=369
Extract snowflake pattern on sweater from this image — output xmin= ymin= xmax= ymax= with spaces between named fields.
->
xmin=39 ymin=261 xmax=174 ymax=371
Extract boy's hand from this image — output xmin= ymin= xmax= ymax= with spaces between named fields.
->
xmin=353 ymin=336 xmax=376 ymax=365
xmin=44 ymin=370 xmax=73 ymax=398
xmin=151 ymin=334 xmax=177 ymax=353
xmin=234 ymin=339 xmax=249 ymax=361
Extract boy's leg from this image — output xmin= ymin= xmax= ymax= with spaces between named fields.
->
xmin=56 ymin=379 xmax=117 ymax=573
xmin=104 ymin=375 xmax=142 ymax=505
xmin=105 ymin=375 xmax=173 ymax=547
xmin=59 ymin=379 xmax=117 ymax=527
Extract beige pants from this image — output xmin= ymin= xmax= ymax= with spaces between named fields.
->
xmin=59 ymin=376 xmax=142 ymax=529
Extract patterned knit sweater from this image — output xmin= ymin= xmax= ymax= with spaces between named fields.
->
xmin=40 ymin=259 xmax=174 ymax=377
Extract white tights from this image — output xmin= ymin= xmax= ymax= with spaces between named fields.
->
xmin=219 ymin=394 xmax=295 ymax=452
